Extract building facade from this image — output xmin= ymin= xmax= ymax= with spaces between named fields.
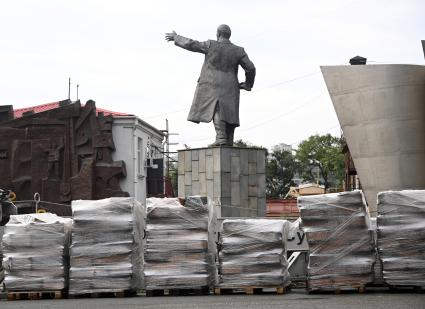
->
xmin=111 ymin=116 xmax=164 ymax=204
xmin=0 ymin=100 xmax=164 ymax=214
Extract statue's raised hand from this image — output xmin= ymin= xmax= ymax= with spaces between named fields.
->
xmin=165 ymin=31 xmax=177 ymax=42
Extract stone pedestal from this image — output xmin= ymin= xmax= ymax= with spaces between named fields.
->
xmin=178 ymin=146 xmax=266 ymax=217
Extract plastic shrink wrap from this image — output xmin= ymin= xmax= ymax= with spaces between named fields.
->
xmin=69 ymin=197 xmax=144 ymax=294
xmin=0 ymin=226 xmax=5 ymax=284
xmin=218 ymin=219 xmax=291 ymax=287
xmin=377 ymin=190 xmax=425 ymax=287
xmin=2 ymin=213 xmax=72 ymax=291
xmin=298 ymin=191 xmax=375 ymax=290
xmin=144 ymin=196 xmax=215 ymax=290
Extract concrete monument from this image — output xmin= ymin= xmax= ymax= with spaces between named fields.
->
xmin=165 ymin=25 xmax=256 ymax=146
xmin=422 ymin=40 xmax=425 ymax=58
xmin=321 ymin=64 xmax=425 ymax=216
xmin=177 ymin=146 xmax=267 ymax=217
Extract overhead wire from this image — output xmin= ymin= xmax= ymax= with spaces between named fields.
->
xmin=240 ymin=92 xmax=323 ymax=132
xmin=253 ymin=71 xmax=320 ymax=92
xmin=144 ymin=108 xmax=187 ymax=120
xmin=152 ymin=144 xmax=178 ymax=163
xmin=142 ymin=70 xmax=321 ymax=120
xmin=174 ymin=58 xmax=391 ymax=146
xmin=179 ymin=92 xmax=324 ymax=143
xmin=288 ymin=123 xmax=341 ymax=147
xmin=157 ymin=59 xmax=384 ymax=145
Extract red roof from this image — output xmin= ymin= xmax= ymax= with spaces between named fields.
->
xmin=13 ymin=101 xmax=131 ymax=118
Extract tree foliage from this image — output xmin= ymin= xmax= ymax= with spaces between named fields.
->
xmin=266 ymin=149 xmax=297 ymax=198
xmin=233 ymin=139 xmax=268 ymax=155
xmin=233 ymin=139 xmax=251 ymax=147
xmin=295 ymin=134 xmax=344 ymax=190
xmin=233 ymin=139 xmax=265 ymax=151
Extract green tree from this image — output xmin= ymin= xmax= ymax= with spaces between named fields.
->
xmin=295 ymin=134 xmax=344 ymax=190
xmin=233 ymin=139 xmax=264 ymax=150
xmin=266 ymin=149 xmax=297 ymax=198
xmin=233 ymin=139 xmax=250 ymax=147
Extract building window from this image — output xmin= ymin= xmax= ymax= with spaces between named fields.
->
xmin=137 ymin=137 xmax=143 ymax=176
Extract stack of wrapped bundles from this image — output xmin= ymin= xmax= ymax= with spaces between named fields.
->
xmin=369 ymin=217 xmax=384 ymax=285
xmin=2 ymin=213 xmax=71 ymax=291
xmin=298 ymin=191 xmax=375 ymax=291
xmin=0 ymin=226 xmax=5 ymax=284
xmin=69 ymin=197 xmax=144 ymax=295
xmin=218 ymin=219 xmax=291 ymax=287
xmin=377 ymin=190 xmax=425 ymax=287
xmin=144 ymin=196 xmax=214 ymax=290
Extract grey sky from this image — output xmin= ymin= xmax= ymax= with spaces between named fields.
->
xmin=1 ymin=0 xmax=424 ymax=151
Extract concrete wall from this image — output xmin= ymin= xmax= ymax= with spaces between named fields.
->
xmin=112 ymin=116 xmax=164 ymax=205
xmin=178 ymin=147 xmax=267 ymax=217
xmin=321 ymin=64 xmax=425 ymax=216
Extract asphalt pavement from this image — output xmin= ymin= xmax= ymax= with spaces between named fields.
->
xmin=1 ymin=289 xmax=424 ymax=309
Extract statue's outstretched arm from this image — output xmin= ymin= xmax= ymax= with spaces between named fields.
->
xmin=165 ymin=31 xmax=209 ymax=54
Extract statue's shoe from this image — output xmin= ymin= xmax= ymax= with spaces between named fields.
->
xmin=208 ymin=141 xmax=227 ymax=147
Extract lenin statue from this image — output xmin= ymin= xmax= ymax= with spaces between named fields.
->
xmin=165 ymin=24 xmax=256 ymax=146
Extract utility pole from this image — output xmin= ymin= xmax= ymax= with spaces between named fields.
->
xmin=162 ymin=119 xmax=179 ymax=196
xmin=166 ymin=119 xmax=170 ymax=178
xmin=76 ymin=84 xmax=79 ymax=101
xmin=68 ymin=77 xmax=71 ymax=100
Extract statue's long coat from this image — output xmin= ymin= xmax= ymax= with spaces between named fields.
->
xmin=174 ymin=35 xmax=256 ymax=126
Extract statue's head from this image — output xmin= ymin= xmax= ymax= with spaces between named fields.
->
xmin=217 ymin=24 xmax=231 ymax=40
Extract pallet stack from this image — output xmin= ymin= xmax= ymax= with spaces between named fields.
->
xmin=216 ymin=219 xmax=291 ymax=293
xmin=298 ymin=191 xmax=375 ymax=292
xmin=144 ymin=196 xmax=214 ymax=292
xmin=377 ymin=190 xmax=425 ymax=288
xmin=0 ymin=226 xmax=4 ymax=285
xmin=69 ymin=197 xmax=144 ymax=295
xmin=2 ymin=213 xmax=71 ymax=293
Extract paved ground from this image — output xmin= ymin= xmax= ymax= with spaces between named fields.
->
xmin=1 ymin=289 xmax=425 ymax=309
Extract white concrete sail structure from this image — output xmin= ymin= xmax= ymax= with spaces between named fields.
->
xmin=321 ymin=64 xmax=425 ymax=216
xmin=422 ymin=40 xmax=425 ymax=58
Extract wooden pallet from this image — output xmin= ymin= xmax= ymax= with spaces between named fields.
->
xmin=214 ymin=286 xmax=288 ymax=295
xmin=7 ymin=290 xmax=64 ymax=301
xmin=68 ymin=290 xmax=135 ymax=298
xmin=145 ymin=287 xmax=210 ymax=297
xmin=307 ymin=285 xmax=366 ymax=294
xmin=387 ymin=285 xmax=425 ymax=293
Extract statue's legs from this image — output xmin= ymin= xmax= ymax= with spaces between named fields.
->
xmin=211 ymin=103 xmax=236 ymax=146
xmin=225 ymin=123 xmax=236 ymax=146
xmin=212 ymin=109 xmax=228 ymax=146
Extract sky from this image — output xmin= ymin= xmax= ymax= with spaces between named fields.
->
xmin=0 ymin=0 xmax=424 ymax=152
